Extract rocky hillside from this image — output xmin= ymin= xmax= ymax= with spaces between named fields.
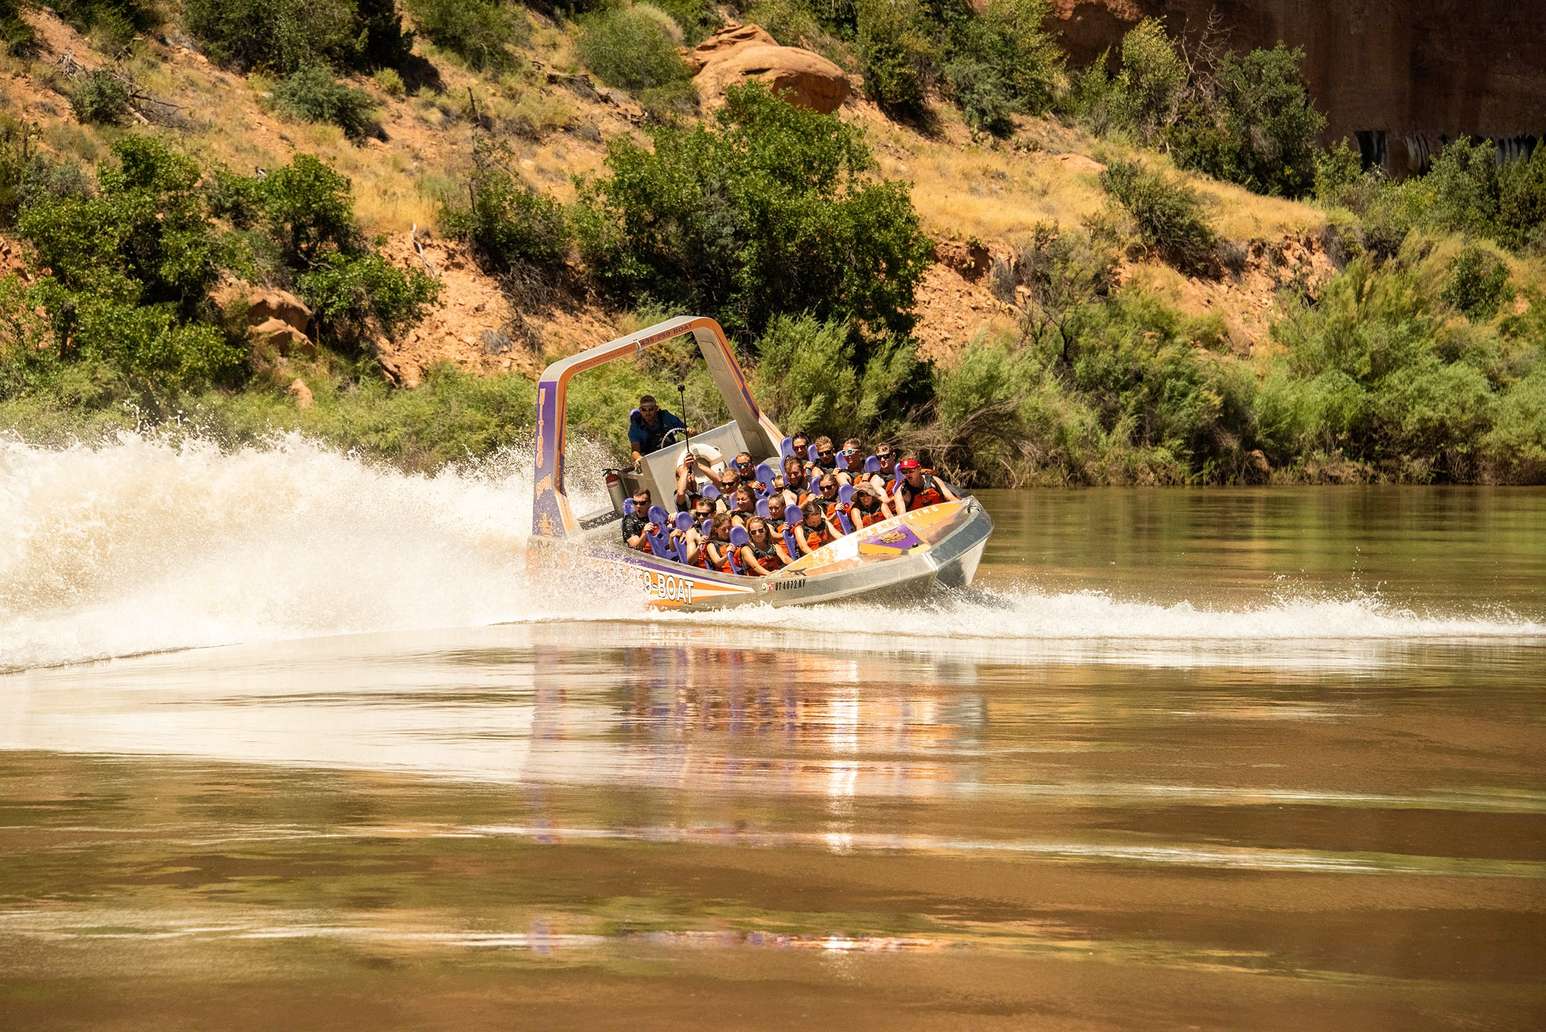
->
xmin=1 ymin=4 xmax=1331 ymax=383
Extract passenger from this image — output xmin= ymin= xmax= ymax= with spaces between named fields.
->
xmin=790 ymin=431 xmax=811 ymax=461
xmin=794 ymin=501 xmax=839 ymax=555
xmin=813 ymin=473 xmax=843 ymax=522
xmin=690 ymin=494 xmax=716 ymax=524
xmin=847 ymin=480 xmax=893 ymax=527
xmin=895 ymin=456 xmax=959 ymax=511
xmin=811 ymin=435 xmax=838 ymax=472
xmin=765 ymin=493 xmax=791 ymax=533
xmin=780 ymin=455 xmax=807 ymax=507
xmin=738 ymin=516 xmax=790 ymax=575
xmin=621 ymin=488 xmax=656 ymax=552
xmin=869 ymin=443 xmax=898 ymax=494
xmin=702 ymin=513 xmax=737 ymax=573
xmin=627 ymin=394 xmax=686 ymax=465
xmin=730 ymin=483 xmax=758 ymax=524
xmin=839 ymin=438 xmax=866 ymax=481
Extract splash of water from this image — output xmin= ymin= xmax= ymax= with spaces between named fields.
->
xmin=1 ymin=433 xmax=1541 ymax=672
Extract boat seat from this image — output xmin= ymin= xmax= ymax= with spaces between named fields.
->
xmin=782 ymin=523 xmax=800 ymax=558
xmin=835 ymin=485 xmax=855 ymax=533
xmin=780 ymin=436 xmax=793 ymax=458
xmin=728 ymin=526 xmax=751 ymax=574
xmin=863 ymin=455 xmax=880 ymax=475
xmin=755 ymin=497 xmax=769 ymax=519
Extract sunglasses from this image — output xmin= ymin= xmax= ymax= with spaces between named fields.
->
xmin=877 ymin=453 xmax=894 ymax=460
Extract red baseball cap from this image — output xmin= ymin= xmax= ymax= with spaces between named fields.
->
xmin=898 ymin=457 xmax=921 ymax=471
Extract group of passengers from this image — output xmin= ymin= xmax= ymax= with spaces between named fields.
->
xmin=621 ymin=413 xmax=958 ymax=577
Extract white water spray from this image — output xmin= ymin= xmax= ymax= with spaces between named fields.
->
xmin=2 ymin=433 xmax=1541 ymax=672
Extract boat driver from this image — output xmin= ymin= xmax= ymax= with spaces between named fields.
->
xmin=628 ymin=394 xmax=687 ymax=465
xmin=895 ymin=457 xmax=959 ymax=511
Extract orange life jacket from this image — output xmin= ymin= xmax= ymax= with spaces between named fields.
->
xmin=854 ymin=503 xmax=887 ymax=528
xmin=800 ymin=524 xmax=829 ymax=551
xmin=750 ymin=542 xmax=784 ymax=572
xmin=900 ymin=474 xmax=945 ymax=511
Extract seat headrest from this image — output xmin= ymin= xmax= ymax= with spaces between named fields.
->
xmin=674 ymin=512 xmax=694 ymax=531
xmin=648 ymin=505 xmax=669 ymax=524
xmin=729 ymin=526 xmax=751 ymax=547
xmin=838 ymin=484 xmax=854 ymax=503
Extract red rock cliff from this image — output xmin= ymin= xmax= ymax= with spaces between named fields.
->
xmin=1051 ymin=0 xmax=1546 ymax=173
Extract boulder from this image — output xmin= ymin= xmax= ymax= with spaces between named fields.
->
xmin=287 ymin=377 xmax=315 ymax=409
xmin=687 ymin=23 xmax=779 ymax=73
xmin=694 ymin=43 xmax=850 ymax=114
xmin=248 ymin=317 xmax=315 ymax=377
xmin=246 ymin=289 xmax=312 ymax=335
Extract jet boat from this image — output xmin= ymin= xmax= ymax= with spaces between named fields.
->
xmin=530 ymin=316 xmax=992 ymax=610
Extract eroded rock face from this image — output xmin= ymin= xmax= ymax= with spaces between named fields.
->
xmin=1046 ymin=0 xmax=1546 ymax=174
xmin=245 ymin=289 xmax=312 ymax=335
xmin=691 ymin=24 xmax=850 ymax=113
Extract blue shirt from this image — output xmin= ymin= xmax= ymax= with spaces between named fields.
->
xmin=628 ymin=407 xmax=685 ymax=456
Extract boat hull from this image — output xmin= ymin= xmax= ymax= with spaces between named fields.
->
xmin=592 ymin=499 xmax=993 ymax=611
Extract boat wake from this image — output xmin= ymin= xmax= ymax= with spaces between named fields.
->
xmin=2 ymin=433 xmax=1542 ymax=672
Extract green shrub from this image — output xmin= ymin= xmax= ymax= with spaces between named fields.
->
xmin=252 ymin=154 xmax=361 ymax=265
xmin=1442 ymin=246 xmax=1513 ymax=320
xmin=0 ymin=122 xmax=90 ymax=229
xmin=183 ymin=0 xmax=401 ymax=74
xmin=297 ymin=251 xmax=438 ymax=345
xmin=373 ymin=66 xmax=405 ymax=97
xmin=1314 ymin=138 xmax=1363 ymax=204
xmin=1479 ymin=367 xmax=1546 ymax=483
xmin=751 ymin=314 xmax=861 ymax=435
xmin=942 ymin=56 xmax=1012 ymax=136
xmin=856 ymin=0 xmax=935 ymax=117
xmin=574 ymin=83 xmax=934 ymax=339
xmin=439 ymin=140 xmax=569 ymax=274
xmin=950 ymin=0 xmax=1060 ymax=119
xmin=1172 ymin=45 xmax=1324 ymax=197
xmin=68 ymin=70 xmax=133 ymax=126
xmin=404 ymin=0 xmax=524 ymax=72
xmin=577 ymin=6 xmax=694 ymax=97
xmin=1498 ymin=147 xmax=1546 ymax=252
xmin=1101 ymin=159 xmax=1219 ymax=275
xmin=650 ymin=0 xmax=719 ymax=43
xmin=0 ymin=0 xmax=35 ymax=55
xmin=18 ymin=136 xmax=221 ymax=312
xmin=272 ymin=65 xmax=379 ymax=140
xmin=50 ymin=0 xmax=158 ymax=47
xmin=1112 ymin=18 xmax=1183 ymax=144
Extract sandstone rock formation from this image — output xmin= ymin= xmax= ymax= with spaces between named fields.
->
xmin=245 ymin=289 xmax=312 ymax=336
xmin=690 ymin=24 xmax=850 ymax=114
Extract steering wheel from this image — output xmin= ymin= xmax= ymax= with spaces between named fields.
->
xmin=659 ymin=427 xmax=689 ymax=449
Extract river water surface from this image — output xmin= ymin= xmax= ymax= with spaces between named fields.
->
xmin=2 ymin=437 xmax=1544 ymax=1029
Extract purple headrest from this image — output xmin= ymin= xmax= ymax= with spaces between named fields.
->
xmin=756 ymin=498 xmax=770 ymax=518
xmin=864 ymin=455 xmax=881 ymax=474
xmin=674 ymin=512 xmax=694 ymax=531
xmin=730 ymin=526 xmax=751 ymax=548
xmin=780 ymin=437 xmax=793 ymax=458
xmin=755 ymin=462 xmax=775 ymax=484
xmin=623 ymin=498 xmax=636 ymax=516
xmin=835 ymin=452 xmax=849 ymax=470
xmin=838 ymin=484 xmax=854 ymax=504
xmin=648 ymin=505 xmax=669 ymax=525
xmin=702 ymin=483 xmax=720 ymax=501
xmin=808 ymin=475 xmax=822 ymax=495
xmin=806 ymin=444 xmax=819 ymax=462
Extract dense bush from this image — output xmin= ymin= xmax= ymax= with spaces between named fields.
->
xmin=1442 ymin=246 xmax=1513 ymax=320
xmin=577 ymin=5 xmax=694 ymax=109
xmin=749 ymin=313 xmax=924 ymax=438
xmin=1256 ymin=257 xmax=1518 ymax=480
xmin=574 ymin=83 xmax=934 ymax=340
xmin=856 ymin=0 xmax=934 ymax=117
xmin=439 ymin=140 xmax=569 ymax=274
xmin=403 ymin=0 xmax=524 ymax=72
xmin=272 ymin=65 xmax=379 ymax=140
xmin=184 ymin=0 xmax=409 ymax=74
xmin=651 ymin=0 xmax=719 ymax=43
xmin=297 ymin=250 xmax=438 ymax=344
xmin=946 ymin=0 xmax=1060 ymax=128
xmin=942 ymin=57 xmax=1011 ymax=136
xmin=68 ymin=69 xmax=133 ymax=125
xmin=50 ymin=0 xmax=159 ymax=46
xmin=1101 ymin=159 xmax=1219 ymax=275
xmin=0 ymin=0 xmax=34 ymax=55
xmin=1075 ymin=20 xmax=1324 ymax=198
xmin=0 ymin=123 xmax=90 ymax=228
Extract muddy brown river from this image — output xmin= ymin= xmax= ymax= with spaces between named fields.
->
xmin=2 ymin=450 xmax=1543 ymax=1030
